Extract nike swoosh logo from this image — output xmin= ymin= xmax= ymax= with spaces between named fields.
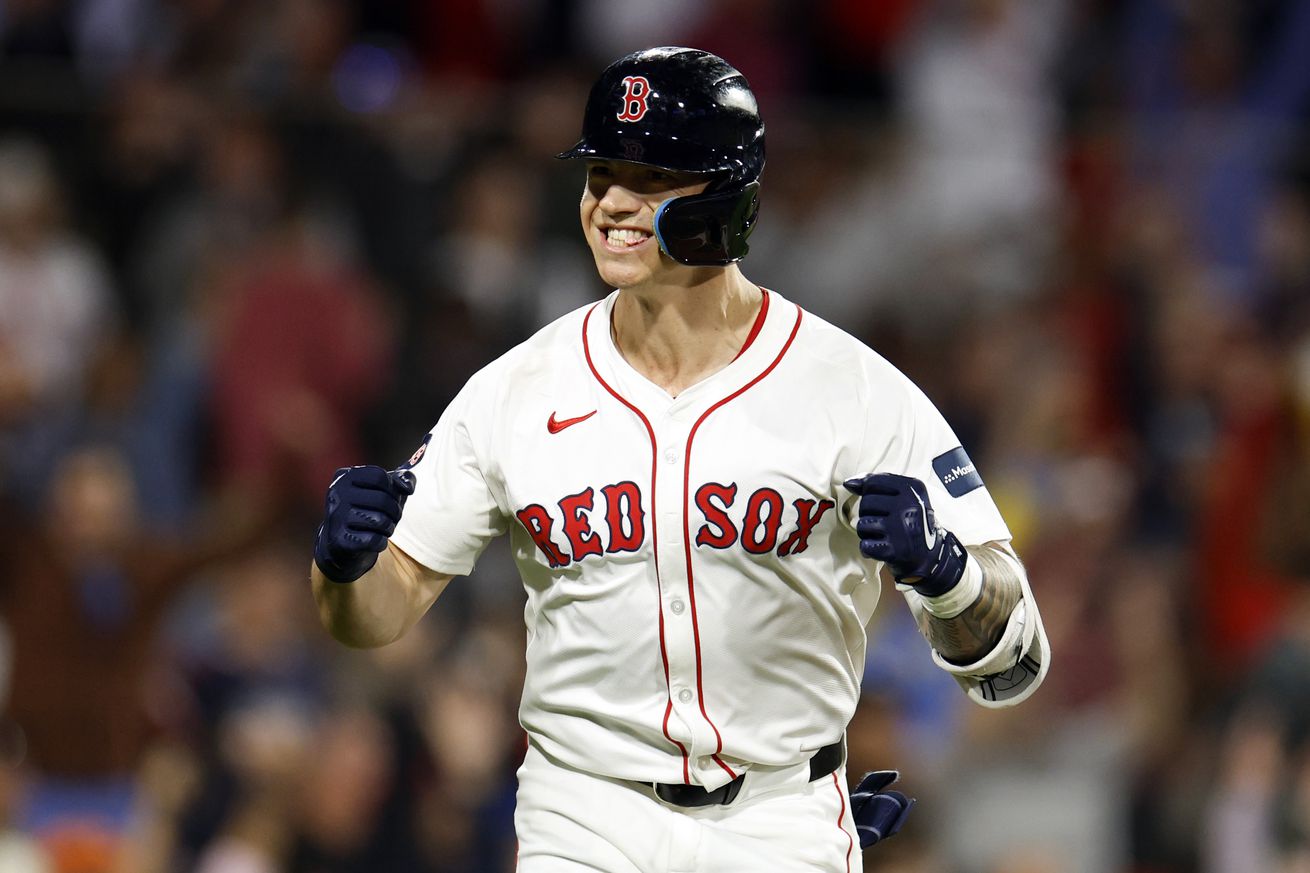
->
xmin=547 ymin=410 xmax=597 ymax=434
xmin=912 ymin=489 xmax=937 ymax=551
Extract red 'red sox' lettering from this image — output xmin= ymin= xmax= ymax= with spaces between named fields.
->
xmin=516 ymin=481 xmax=835 ymax=566
xmin=516 ymin=504 xmax=570 ymax=568
xmin=741 ymin=488 xmax=785 ymax=554
xmin=777 ymin=498 xmax=834 ymax=557
xmin=694 ymin=483 xmax=738 ymax=549
xmin=559 ymin=487 xmax=604 ymax=560
xmin=601 ymin=482 xmax=645 ymax=552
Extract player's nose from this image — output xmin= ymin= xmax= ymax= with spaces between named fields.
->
xmin=596 ymin=180 xmax=644 ymax=216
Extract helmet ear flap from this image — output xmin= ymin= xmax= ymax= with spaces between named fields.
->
xmin=654 ymin=181 xmax=760 ymax=266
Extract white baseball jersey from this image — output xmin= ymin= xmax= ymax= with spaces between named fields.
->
xmin=390 ymin=288 xmax=1048 ymax=792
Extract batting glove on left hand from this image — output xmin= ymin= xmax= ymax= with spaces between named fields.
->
xmin=843 ymin=473 xmax=967 ymax=597
xmin=850 ymin=770 xmax=914 ymax=849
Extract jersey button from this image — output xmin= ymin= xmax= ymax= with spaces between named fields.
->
xmin=678 ymin=689 xmax=693 ymax=703
xmin=670 ymin=599 xmax=685 ymax=615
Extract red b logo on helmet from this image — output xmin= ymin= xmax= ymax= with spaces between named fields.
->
xmin=616 ymin=76 xmax=651 ymax=122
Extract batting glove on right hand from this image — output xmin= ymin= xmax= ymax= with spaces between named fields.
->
xmin=843 ymin=473 xmax=967 ymax=597
xmin=850 ymin=770 xmax=915 ymax=849
xmin=314 ymin=465 xmax=415 ymax=583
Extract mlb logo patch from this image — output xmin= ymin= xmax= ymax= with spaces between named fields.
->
xmin=932 ymin=446 xmax=984 ymax=498
xmin=398 ymin=433 xmax=432 ymax=470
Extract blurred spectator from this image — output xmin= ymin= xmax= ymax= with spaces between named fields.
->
xmin=16 ymin=327 xmax=206 ymax=531
xmin=0 ymin=445 xmax=279 ymax=864
xmin=572 ymin=0 xmax=708 ymax=67
xmin=1125 ymin=0 xmax=1310 ymax=300
xmin=0 ymin=137 xmax=116 ymax=434
xmin=128 ymin=114 xmax=289 ymax=337
xmin=232 ymin=0 xmax=354 ymax=104
xmin=82 ymin=70 xmax=203 ymax=324
xmin=121 ymin=543 xmax=331 ymax=873
xmin=205 ymin=199 xmax=393 ymax=502
xmin=426 ymin=142 xmax=593 ymax=343
xmin=1201 ymin=703 xmax=1287 ymax=873
xmin=174 ymin=542 xmax=328 ymax=748
xmin=892 ymin=0 xmax=1068 ymax=306
xmin=410 ymin=617 xmax=522 ymax=872
xmin=1192 ymin=313 xmax=1299 ymax=675
xmin=0 ymin=758 xmax=52 ymax=873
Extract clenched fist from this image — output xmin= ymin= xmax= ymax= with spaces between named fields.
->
xmin=842 ymin=473 xmax=966 ymax=597
xmin=314 ymin=465 xmax=416 ymax=583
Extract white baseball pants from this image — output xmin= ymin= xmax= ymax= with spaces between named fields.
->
xmin=515 ymin=743 xmax=862 ymax=872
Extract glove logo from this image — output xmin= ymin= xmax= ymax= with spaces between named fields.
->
xmin=616 ymin=75 xmax=652 ymax=122
xmin=912 ymin=489 xmax=937 ymax=551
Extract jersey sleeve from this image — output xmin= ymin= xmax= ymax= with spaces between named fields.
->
xmin=875 ymin=375 xmax=1010 ymax=546
xmin=389 ymin=370 xmax=509 ymax=576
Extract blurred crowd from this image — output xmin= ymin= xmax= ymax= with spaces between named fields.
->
xmin=0 ymin=0 xmax=1308 ymax=871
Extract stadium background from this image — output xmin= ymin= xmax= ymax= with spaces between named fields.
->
xmin=1 ymin=0 xmax=1309 ymax=871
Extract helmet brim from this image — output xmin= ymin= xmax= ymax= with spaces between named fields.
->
xmin=556 ymin=130 xmax=743 ymax=177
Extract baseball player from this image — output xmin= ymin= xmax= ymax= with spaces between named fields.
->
xmin=311 ymin=47 xmax=1049 ymax=872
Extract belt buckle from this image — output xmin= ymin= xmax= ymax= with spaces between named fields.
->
xmin=653 ymin=774 xmax=745 ymax=807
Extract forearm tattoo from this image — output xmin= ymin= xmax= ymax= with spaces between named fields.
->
xmin=915 ymin=546 xmax=1023 ymax=666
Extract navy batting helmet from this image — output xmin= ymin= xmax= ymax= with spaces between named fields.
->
xmin=558 ymin=46 xmax=765 ymax=267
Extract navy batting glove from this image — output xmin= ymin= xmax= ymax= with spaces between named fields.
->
xmin=850 ymin=770 xmax=914 ymax=849
xmin=842 ymin=473 xmax=966 ymax=597
xmin=314 ymin=466 xmax=416 ymax=583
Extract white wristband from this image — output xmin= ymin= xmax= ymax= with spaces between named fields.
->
xmin=914 ymin=552 xmax=983 ymax=619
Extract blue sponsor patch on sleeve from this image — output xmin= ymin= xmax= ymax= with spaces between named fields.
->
xmin=931 ymin=446 xmax=984 ymax=497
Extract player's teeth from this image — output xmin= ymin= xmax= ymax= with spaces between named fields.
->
xmin=607 ymin=228 xmax=650 ymax=246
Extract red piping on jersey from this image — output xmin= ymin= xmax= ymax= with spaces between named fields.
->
xmin=832 ymin=772 xmax=853 ymax=873
xmin=730 ymin=289 xmax=770 ymax=362
xmin=682 ymin=303 xmax=805 ymax=780
xmin=581 ymin=303 xmax=691 ymax=782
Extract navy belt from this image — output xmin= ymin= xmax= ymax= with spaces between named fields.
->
xmin=652 ymin=738 xmax=845 ymax=808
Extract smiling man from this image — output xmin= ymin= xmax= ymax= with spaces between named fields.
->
xmin=310 ymin=47 xmax=1050 ymax=872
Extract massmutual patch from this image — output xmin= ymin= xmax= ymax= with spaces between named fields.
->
xmin=932 ymin=446 xmax=984 ymax=498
